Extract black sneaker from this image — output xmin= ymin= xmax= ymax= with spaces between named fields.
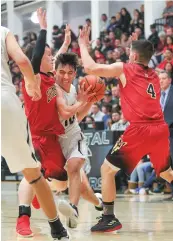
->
xmin=48 ymin=219 xmax=69 ymax=240
xmin=91 ymin=214 xmax=122 ymax=232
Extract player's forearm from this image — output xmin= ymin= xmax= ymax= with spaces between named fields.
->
xmin=19 ymin=58 xmax=36 ymax=84
xmin=79 ymin=43 xmax=97 ymax=74
xmin=31 ymin=29 xmax=47 ymax=74
xmin=58 ymin=101 xmax=84 ymax=120
xmin=77 ymin=102 xmax=92 ymax=122
xmin=54 ymin=42 xmax=69 ymax=59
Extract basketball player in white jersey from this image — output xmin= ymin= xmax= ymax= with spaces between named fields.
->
xmin=1 ymin=25 xmax=70 ymax=240
xmin=54 ymin=53 xmax=103 ymax=228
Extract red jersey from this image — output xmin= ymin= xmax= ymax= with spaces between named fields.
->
xmin=23 ymin=73 xmax=64 ymax=136
xmin=119 ymin=63 xmax=164 ymax=123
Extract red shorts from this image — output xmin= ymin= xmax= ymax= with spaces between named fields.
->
xmin=106 ymin=122 xmax=170 ymax=176
xmin=33 ymin=135 xmax=67 ymax=181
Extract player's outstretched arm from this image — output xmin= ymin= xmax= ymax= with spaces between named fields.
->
xmin=31 ymin=8 xmax=47 ymax=74
xmin=54 ymin=24 xmax=71 ymax=61
xmin=78 ymin=26 xmax=123 ymax=78
xmin=6 ymin=30 xmax=41 ymax=100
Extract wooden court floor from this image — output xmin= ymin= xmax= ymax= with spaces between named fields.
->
xmin=1 ymin=182 xmax=173 ymax=241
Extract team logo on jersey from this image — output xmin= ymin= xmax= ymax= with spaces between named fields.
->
xmin=111 ymin=137 xmax=127 ymax=154
xmin=47 ymin=85 xmax=57 ymax=103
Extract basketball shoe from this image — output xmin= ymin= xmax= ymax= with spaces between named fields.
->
xmin=48 ymin=218 xmax=70 ymax=240
xmin=16 ymin=215 xmax=33 ymax=237
xmin=58 ymin=201 xmax=79 ymax=228
xmin=91 ymin=214 xmax=122 ymax=232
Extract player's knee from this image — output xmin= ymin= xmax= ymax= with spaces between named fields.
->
xmin=22 ymin=167 xmax=41 ymax=183
xmin=67 ymin=158 xmax=84 ymax=174
xmin=101 ymin=160 xmax=118 ymax=176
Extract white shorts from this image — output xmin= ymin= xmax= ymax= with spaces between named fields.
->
xmin=1 ymin=90 xmax=38 ymax=173
xmin=58 ymin=131 xmax=88 ymax=162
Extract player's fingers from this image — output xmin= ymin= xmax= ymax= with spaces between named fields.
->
xmin=87 ymin=92 xmax=96 ymax=98
xmin=80 ymin=82 xmax=85 ymax=92
xmin=85 ymin=85 xmax=92 ymax=93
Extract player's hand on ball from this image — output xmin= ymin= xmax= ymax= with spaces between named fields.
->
xmin=77 ymin=83 xmax=95 ymax=103
xmin=64 ymin=24 xmax=71 ymax=46
xmin=25 ymin=75 xmax=42 ymax=101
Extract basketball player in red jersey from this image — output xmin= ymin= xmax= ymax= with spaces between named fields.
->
xmin=79 ymin=26 xmax=173 ymax=232
xmin=16 ymin=9 xmax=92 ymax=240
xmin=16 ymin=9 xmax=97 ymax=238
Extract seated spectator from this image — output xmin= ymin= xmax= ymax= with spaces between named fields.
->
xmin=139 ymin=4 xmax=144 ymax=21
xmin=111 ymin=113 xmax=129 ymax=131
xmin=134 ymin=27 xmax=145 ymax=40
xmin=101 ymin=103 xmax=112 ymax=129
xmin=162 ymin=0 xmax=173 ymax=27
xmin=125 ymin=47 xmax=130 ymax=62
xmin=156 ymin=31 xmax=167 ymax=54
xmin=148 ymin=24 xmax=159 ymax=50
xmin=120 ymin=8 xmax=131 ymax=33
xmin=112 ymin=84 xmax=120 ymax=101
xmin=125 ymin=157 xmax=155 ymax=194
xmin=94 ymin=38 xmax=102 ymax=52
xmin=102 ymin=90 xmax=117 ymax=106
xmin=101 ymin=37 xmax=114 ymax=57
xmin=91 ymin=103 xmax=105 ymax=122
xmin=165 ymin=27 xmax=173 ymax=36
xmin=130 ymin=9 xmax=144 ymax=33
xmin=52 ymin=25 xmax=63 ymax=50
xmin=121 ymin=32 xmax=131 ymax=49
xmin=93 ymin=50 xmax=105 ymax=62
xmin=109 ymin=31 xmax=116 ymax=47
xmin=100 ymin=13 xmax=109 ymax=36
xmin=107 ymin=16 xmax=117 ymax=32
xmin=157 ymin=48 xmax=173 ymax=69
xmin=163 ymin=35 xmax=173 ymax=52
xmin=85 ymin=116 xmax=96 ymax=129
xmin=164 ymin=62 xmax=173 ymax=83
xmin=71 ymin=41 xmax=81 ymax=57
xmin=106 ymin=51 xmax=114 ymax=64
xmin=109 ymin=111 xmax=121 ymax=128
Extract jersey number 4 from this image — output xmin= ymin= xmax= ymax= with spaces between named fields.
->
xmin=147 ymin=83 xmax=156 ymax=99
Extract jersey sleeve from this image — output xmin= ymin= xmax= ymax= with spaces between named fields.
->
xmin=31 ymin=29 xmax=47 ymax=74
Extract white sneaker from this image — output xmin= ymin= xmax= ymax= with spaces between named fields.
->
xmin=58 ymin=201 xmax=78 ymax=228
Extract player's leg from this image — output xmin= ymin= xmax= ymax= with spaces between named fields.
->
xmin=80 ymin=169 xmax=103 ymax=209
xmin=149 ymin=124 xmax=173 ymax=183
xmin=1 ymin=96 xmax=69 ymax=240
xmin=91 ymin=126 xmax=145 ymax=232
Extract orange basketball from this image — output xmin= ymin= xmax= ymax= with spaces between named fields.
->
xmin=80 ymin=75 xmax=105 ymax=102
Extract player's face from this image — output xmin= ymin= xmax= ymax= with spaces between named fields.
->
xmin=41 ymin=47 xmax=53 ymax=73
xmin=55 ymin=64 xmax=76 ymax=90
xmin=159 ymin=73 xmax=171 ymax=91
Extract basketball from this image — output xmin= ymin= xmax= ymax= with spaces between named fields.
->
xmin=80 ymin=75 xmax=105 ymax=102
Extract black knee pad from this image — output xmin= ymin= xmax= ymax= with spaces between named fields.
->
xmin=29 ymin=174 xmax=42 ymax=185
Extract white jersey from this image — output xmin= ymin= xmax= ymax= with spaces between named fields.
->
xmin=58 ymin=84 xmax=81 ymax=135
xmin=1 ymin=26 xmax=15 ymax=92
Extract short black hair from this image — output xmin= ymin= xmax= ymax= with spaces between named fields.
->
xmin=55 ymin=53 xmax=79 ymax=70
xmin=131 ymin=40 xmax=154 ymax=63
